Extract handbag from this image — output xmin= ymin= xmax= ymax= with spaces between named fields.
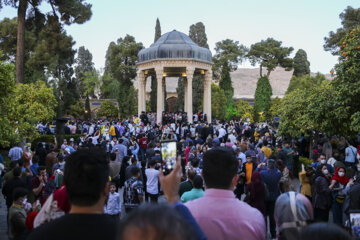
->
xmin=335 ymin=194 xmax=345 ymax=204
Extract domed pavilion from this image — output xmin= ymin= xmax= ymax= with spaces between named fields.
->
xmin=136 ymin=30 xmax=213 ymax=124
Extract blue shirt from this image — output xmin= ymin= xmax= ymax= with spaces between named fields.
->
xmin=260 ymin=168 xmax=282 ymax=201
xmin=345 ymin=146 xmax=357 ymax=163
xmin=30 ymin=164 xmax=39 ymax=176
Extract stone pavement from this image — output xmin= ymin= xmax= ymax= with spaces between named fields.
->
xmin=0 ymin=191 xmax=8 ymax=240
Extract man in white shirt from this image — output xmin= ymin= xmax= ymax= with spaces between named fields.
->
xmin=8 ymin=145 xmax=23 ymax=161
xmin=218 ymin=126 xmax=226 ymax=139
xmin=145 ymin=160 xmax=160 ymax=203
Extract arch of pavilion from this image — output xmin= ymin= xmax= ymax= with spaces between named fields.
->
xmin=136 ymin=30 xmax=213 ymax=124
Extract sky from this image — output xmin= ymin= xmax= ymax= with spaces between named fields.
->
xmin=0 ymin=0 xmax=359 ymax=74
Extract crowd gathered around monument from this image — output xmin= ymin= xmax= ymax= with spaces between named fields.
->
xmin=1 ymin=111 xmax=360 ymax=240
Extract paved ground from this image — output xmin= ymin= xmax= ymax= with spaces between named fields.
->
xmin=0 ymin=191 xmax=8 ymax=240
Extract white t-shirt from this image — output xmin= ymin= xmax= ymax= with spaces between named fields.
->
xmin=145 ymin=168 xmax=160 ymax=194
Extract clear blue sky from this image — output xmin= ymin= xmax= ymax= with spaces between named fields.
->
xmin=0 ymin=0 xmax=359 ymax=73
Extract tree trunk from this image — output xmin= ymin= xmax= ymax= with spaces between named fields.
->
xmin=259 ymin=65 xmax=263 ymax=77
xmin=16 ymin=0 xmax=28 ymax=84
xmin=266 ymin=70 xmax=271 ymax=79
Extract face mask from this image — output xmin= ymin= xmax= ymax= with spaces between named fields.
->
xmin=323 ymin=169 xmax=329 ymax=175
xmin=338 ymin=172 xmax=345 ymax=177
xmin=22 ymin=197 xmax=27 ymax=205
xmin=320 ymin=160 xmax=326 ymax=164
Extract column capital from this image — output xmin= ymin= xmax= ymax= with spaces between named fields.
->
xmin=186 ymin=67 xmax=195 ymax=78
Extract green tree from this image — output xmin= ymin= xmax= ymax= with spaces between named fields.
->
xmin=330 ymin=26 xmax=360 ymax=136
xmin=278 ymin=89 xmax=312 ymax=137
xmin=81 ymin=70 xmax=100 ymax=98
xmin=105 ymin=35 xmax=143 ymax=117
xmin=75 ymin=46 xmax=95 ymax=97
xmin=324 ymin=6 xmax=360 ymax=55
xmin=213 ymin=39 xmax=247 ymax=105
xmin=97 ymin=100 xmax=119 ymax=118
xmin=174 ymin=78 xmax=185 ymax=112
xmin=267 ymin=97 xmax=283 ymax=119
xmin=150 ymin=18 xmax=161 ymax=112
xmin=100 ymin=73 xmax=119 ymax=99
xmin=0 ymin=0 xmax=92 ymax=83
xmin=67 ymin=99 xmax=84 ymax=119
xmin=286 ymin=73 xmax=325 ymax=94
xmin=154 ymin=18 xmax=161 ymax=42
xmin=84 ymin=95 xmax=91 ymax=120
xmin=10 ymin=81 xmax=57 ymax=142
xmin=189 ymin=22 xmax=209 ymax=49
xmin=254 ymin=77 xmax=272 ymax=118
xmin=226 ymin=100 xmax=254 ymax=120
xmin=248 ymin=38 xmax=293 ymax=78
xmin=189 ymin=22 xmax=209 ymax=112
xmin=293 ymin=49 xmax=310 ymax=77
xmin=0 ymin=55 xmax=17 ymax=147
xmin=211 ymin=84 xmax=227 ymax=120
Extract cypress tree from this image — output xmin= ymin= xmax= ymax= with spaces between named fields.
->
xmin=293 ymin=49 xmax=310 ymax=77
xmin=85 ymin=94 xmax=91 ymax=120
xmin=254 ymin=77 xmax=273 ymax=118
xmin=150 ymin=18 xmax=161 ymax=112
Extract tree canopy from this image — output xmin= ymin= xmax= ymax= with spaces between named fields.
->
xmin=248 ymin=38 xmax=293 ymax=78
xmin=189 ymin=22 xmax=209 ymax=49
xmin=324 ymin=6 xmax=360 ymax=55
xmin=97 ymin=100 xmax=119 ymax=118
xmin=293 ymin=49 xmax=310 ymax=77
xmin=254 ymin=77 xmax=272 ymax=118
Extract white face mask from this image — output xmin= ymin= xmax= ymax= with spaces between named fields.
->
xmin=320 ymin=160 xmax=326 ymax=164
xmin=338 ymin=172 xmax=345 ymax=177
xmin=323 ymin=169 xmax=329 ymax=175
xmin=22 ymin=197 xmax=27 ymax=205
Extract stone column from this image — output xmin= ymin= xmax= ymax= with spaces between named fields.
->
xmin=137 ymin=70 xmax=145 ymax=117
xmin=162 ymin=77 xmax=166 ymax=112
xmin=184 ymin=77 xmax=188 ymax=112
xmin=186 ymin=67 xmax=195 ymax=123
xmin=155 ymin=68 xmax=164 ymax=124
xmin=204 ymin=69 xmax=212 ymax=123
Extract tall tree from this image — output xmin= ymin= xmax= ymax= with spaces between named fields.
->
xmin=286 ymin=73 xmax=325 ymax=94
xmin=213 ymin=39 xmax=247 ymax=103
xmin=324 ymin=6 xmax=360 ymax=55
xmin=254 ymin=77 xmax=272 ymax=117
xmin=174 ymin=78 xmax=185 ymax=112
xmin=154 ymin=18 xmax=161 ymax=42
xmin=151 ymin=18 xmax=161 ymax=112
xmin=75 ymin=46 xmax=95 ymax=97
xmin=248 ymin=38 xmax=293 ymax=78
xmin=189 ymin=22 xmax=209 ymax=112
xmin=189 ymin=22 xmax=209 ymax=49
xmin=293 ymin=49 xmax=310 ymax=77
xmin=211 ymin=83 xmax=227 ymax=120
xmin=105 ymin=35 xmax=143 ymax=117
xmin=0 ymin=0 xmax=92 ymax=83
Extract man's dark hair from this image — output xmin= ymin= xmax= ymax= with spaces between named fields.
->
xmin=191 ymin=158 xmax=199 ymax=168
xmin=13 ymin=187 xmax=28 ymax=201
xmin=110 ymin=153 xmax=116 ymax=162
xmin=9 ymin=161 xmax=18 ymax=169
xmin=263 ymin=140 xmax=268 ymax=146
xmin=149 ymin=159 xmax=156 ymax=167
xmin=64 ymin=148 xmax=109 ymax=206
xmin=118 ymin=204 xmax=197 ymax=240
xmin=300 ymin=222 xmax=352 ymax=240
xmin=13 ymin=167 xmax=22 ymax=177
xmin=319 ymin=153 xmax=326 ymax=158
xmin=131 ymin=166 xmax=140 ymax=177
xmin=37 ymin=166 xmax=46 ymax=175
xmin=119 ymin=139 xmax=124 ymax=144
xmin=202 ymin=147 xmax=238 ymax=189
xmin=131 ymin=157 xmax=137 ymax=165
xmin=192 ymin=175 xmax=203 ymax=189
xmin=187 ymin=169 xmax=196 ymax=181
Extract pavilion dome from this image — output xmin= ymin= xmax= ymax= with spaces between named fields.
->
xmin=137 ymin=30 xmax=212 ymax=63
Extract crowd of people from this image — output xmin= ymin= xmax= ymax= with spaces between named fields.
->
xmin=1 ymin=111 xmax=360 ymax=240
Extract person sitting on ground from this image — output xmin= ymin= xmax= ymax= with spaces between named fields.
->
xmin=28 ymin=148 xmax=117 ymax=240
xmin=181 ymin=175 xmax=204 ymax=203
xmin=274 ymin=191 xmax=313 ymax=240
xmin=185 ymin=147 xmax=266 ymax=240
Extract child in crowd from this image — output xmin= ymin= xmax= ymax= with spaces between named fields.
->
xmin=104 ymin=182 xmax=121 ymax=220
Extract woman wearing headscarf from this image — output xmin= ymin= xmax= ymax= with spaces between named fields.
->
xmin=245 ymin=171 xmax=266 ymax=216
xmin=329 ymin=167 xmax=350 ymax=225
xmin=313 ymin=164 xmax=332 ymax=222
xmin=274 ymin=192 xmax=313 ymax=240
xmin=277 ymin=160 xmax=294 ymax=193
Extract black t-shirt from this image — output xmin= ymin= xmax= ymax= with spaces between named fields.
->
xmin=27 ymin=213 xmax=118 ymax=240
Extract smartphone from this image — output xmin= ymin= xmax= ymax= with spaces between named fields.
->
xmin=161 ymin=140 xmax=177 ymax=174
xmin=350 ymin=210 xmax=360 ymax=238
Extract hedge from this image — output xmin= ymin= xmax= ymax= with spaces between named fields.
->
xmin=31 ymin=134 xmax=82 ymax=149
